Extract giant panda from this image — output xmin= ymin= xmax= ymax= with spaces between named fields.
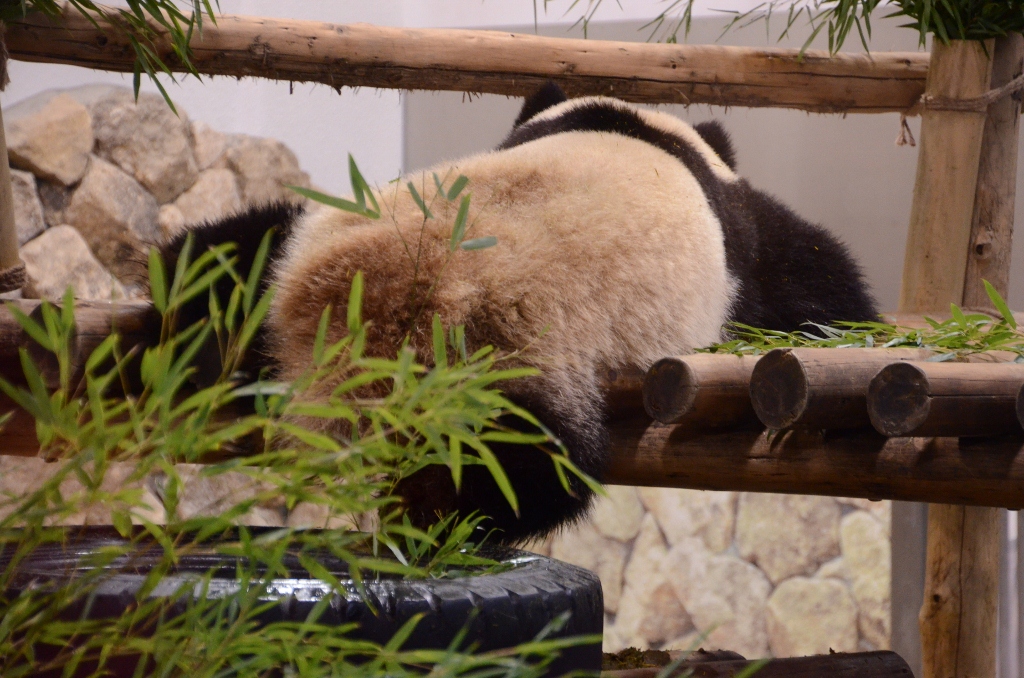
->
xmin=162 ymin=82 xmax=878 ymax=543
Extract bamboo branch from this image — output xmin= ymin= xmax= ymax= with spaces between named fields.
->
xmin=2 ymin=6 xmax=930 ymax=113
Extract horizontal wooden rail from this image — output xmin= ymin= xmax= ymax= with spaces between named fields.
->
xmin=4 ymin=6 xmax=930 ymax=113
xmin=604 ymin=419 xmax=1024 ymax=509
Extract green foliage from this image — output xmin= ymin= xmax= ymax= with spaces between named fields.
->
xmin=703 ymin=279 xmax=1024 ymax=360
xmin=0 ymin=0 xmax=218 ymax=110
xmin=0 ymin=228 xmax=597 ymax=675
xmin=544 ymin=0 xmax=1022 ymax=53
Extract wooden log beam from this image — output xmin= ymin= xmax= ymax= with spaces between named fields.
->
xmin=868 ymin=361 xmax=1024 ymax=437
xmin=748 ymin=347 xmax=931 ymax=430
xmin=0 ymin=73 xmax=25 ymax=294
xmin=642 ymin=354 xmax=759 ymax=427
xmin=1 ymin=6 xmax=931 ymax=114
xmin=604 ymin=650 xmax=913 ymax=678
xmin=603 ymin=418 xmax=1024 ymax=509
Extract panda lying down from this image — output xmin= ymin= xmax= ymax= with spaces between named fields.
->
xmin=162 ymin=83 xmax=878 ymax=543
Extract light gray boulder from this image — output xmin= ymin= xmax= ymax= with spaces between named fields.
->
xmin=20 ymin=225 xmax=127 ymax=301
xmin=63 ymin=155 xmax=160 ymax=279
xmin=4 ymin=93 xmax=93 ymax=185
xmin=10 ymin=168 xmax=45 ymax=245
xmin=221 ymin=134 xmax=310 ymax=206
xmin=90 ymin=88 xmax=198 ymax=203
xmin=174 ymin=168 xmax=242 ymax=226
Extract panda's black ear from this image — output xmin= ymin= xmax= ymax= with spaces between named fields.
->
xmin=513 ymin=81 xmax=568 ymax=128
xmin=694 ymin=120 xmax=738 ymax=171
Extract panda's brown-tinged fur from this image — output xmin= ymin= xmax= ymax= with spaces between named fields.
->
xmin=161 ymin=83 xmax=877 ymax=542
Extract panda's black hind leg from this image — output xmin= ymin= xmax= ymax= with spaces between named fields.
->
xmin=157 ymin=202 xmax=303 ymax=383
xmin=395 ymin=392 xmax=608 ymax=544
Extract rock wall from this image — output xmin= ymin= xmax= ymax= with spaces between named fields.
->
xmin=3 ymin=86 xmax=891 ymax=658
xmin=524 ymin=489 xmax=891 ymax=657
xmin=4 ymin=85 xmax=310 ymax=300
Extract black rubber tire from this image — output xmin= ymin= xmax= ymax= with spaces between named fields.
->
xmin=5 ymin=527 xmax=603 ymax=675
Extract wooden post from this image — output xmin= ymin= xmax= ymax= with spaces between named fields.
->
xmin=898 ymin=36 xmax=1021 ymax=678
xmin=0 ymin=24 xmax=25 ymax=295
xmin=962 ymin=33 xmax=1024 ymax=310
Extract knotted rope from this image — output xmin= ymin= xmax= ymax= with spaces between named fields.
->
xmin=0 ymin=263 xmax=26 ymax=295
xmin=896 ymin=70 xmax=1024 ymax=146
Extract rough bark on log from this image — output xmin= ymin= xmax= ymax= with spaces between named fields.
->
xmin=748 ymin=347 xmax=931 ymax=430
xmin=1 ymin=6 xmax=931 ymax=113
xmin=603 ymin=650 xmax=912 ymax=678
xmin=642 ymin=354 xmax=759 ymax=427
xmin=899 ymin=40 xmax=994 ymax=311
xmin=962 ymin=33 xmax=1024 ymax=311
xmin=602 ymin=418 xmax=1024 ymax=509
xmin=920 ymin=503 xmax=1002 ymax=678
xmin=868 ymin=361 xmax=1024 ymax=437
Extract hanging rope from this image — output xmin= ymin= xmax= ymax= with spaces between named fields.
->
xmin=0 ymin=263 xmax=26 ymax=295
xmin=0 ymin=22 xmax=8 ymax=91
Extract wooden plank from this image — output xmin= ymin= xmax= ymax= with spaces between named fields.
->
xmin=1 ymin=6 xmax=930 ymax=113
xmin=642 ymin=353 xmax=759 ymax=427
xmin=868 ymin=361 xmax=1024 ymax=437
xmin=748 ymin=347 xmax=931 ymax=430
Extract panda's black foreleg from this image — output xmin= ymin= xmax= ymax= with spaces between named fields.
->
xmin=395 ymin=393 xmax=609 ymax=544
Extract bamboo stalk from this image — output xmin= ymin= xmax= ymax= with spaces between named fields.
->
xmin=1 ymin=6 xmax=931 ymax=114
xmin=868 ymin=361 xmax=1024 ymax=437
xmin=748 ymin=347 xmax=931 ymax=430
xmin=642 ymin=354 xmax=759 ymax=427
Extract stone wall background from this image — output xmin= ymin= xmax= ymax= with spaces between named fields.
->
xmin=3 ymin=87 xmax=892 ymax=659
xmin=525 ymin=488 xmax=891 ymax=657
xmin=4 ymin=85 xmax=310 ymax=301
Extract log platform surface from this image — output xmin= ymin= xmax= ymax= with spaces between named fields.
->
xmin=3 ymin=5 xmax=929 ymax=113
xmin=4 ymin=300 xmax=1024 ymax=508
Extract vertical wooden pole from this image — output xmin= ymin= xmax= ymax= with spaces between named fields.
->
xmin=0 ymin=24 xmax=24 ymax=295
xmin=962 ymin=33 xmax=1024 ymax=310
xmin=899 ymin=40 xmax=993 ymax=311
xmin=902 ymin=36 xmax=1023 ymax=678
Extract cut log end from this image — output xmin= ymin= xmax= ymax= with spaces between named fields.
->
xmin=868 ymin=362 xmax=931 ymax=436
xmin=642 ymin=357 xmax=698 ymax=424
xmin=749 ymin=348 xmax=807 ymax=430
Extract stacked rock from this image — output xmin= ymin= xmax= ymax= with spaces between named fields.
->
xmin=4 ymin=85 xmax=310 ymax=300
